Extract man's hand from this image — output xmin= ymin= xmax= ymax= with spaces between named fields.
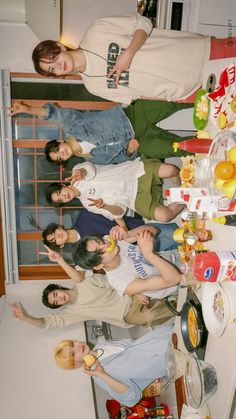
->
xmin=10 ymin=101 xmax=29 ymax=116
xmin=135 ymin=293 xmax=150 ymax=305
xmin=10 ymin=302 xmax=28 ymax=321
xmin=83 ymin=359 xmax=105 ymax=377
xmin=109 ymin=225 xmax=128 ymax=241
xmin=65 ymin=169 xmax=87 ymax=185
xmin=39 ymin=245 xmax=63 ymax=263
xmin=137 ymin=230 xmax=154 ymax=259
xmin=88 ymin=198 xmax=104 ymax=208
xmin=107 ymin=49 xmax=133 ymax=84
xmin=127 ymin=138 xmax=139 ymax=156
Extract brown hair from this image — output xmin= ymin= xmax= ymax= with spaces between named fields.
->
xmin=32 ymin=40 xmax=73 ymax=77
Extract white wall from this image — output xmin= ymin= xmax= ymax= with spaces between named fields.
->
xmin=0 ymin=281 xmax=96 ymax=419
xmin=0 ymin=0 xmax=137 ymax=73
xmin=62 ymin=0 xmax=137 ymax=47
xmin=0 ymin=22 xmax=39 ymax=72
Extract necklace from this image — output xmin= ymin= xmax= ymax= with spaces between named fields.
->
xmin=95 ymin=348 xmax=105 ymax=359
xmin=79 ymin=47 xmax=109 ymax=78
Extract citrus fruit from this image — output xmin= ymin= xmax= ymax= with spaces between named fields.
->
xmin=228 ymin=145 xmax=236 ymax=164
xmin=180 ymin=164 xmax=195 ymax=182
xmin=230 ymin=96 xmax=236 ymax=113
xmin=104 ymin=235 xmax=117 ymax=253
xmin=222 ymin=179 xmax=236 ymax=198
xmin=214 ymin=178 xmax=225 ymax=191
xmin=217 ymin=112 xmax=227 ymax=129
xmin=173 ymin=228 xmax=185 ymax=243
xmin=214 ymin=160 xmax=235 ymax=180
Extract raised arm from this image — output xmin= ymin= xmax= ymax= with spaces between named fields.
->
xmin=83 ymin=359 xmax=129 ymax=394
xmin=10 ymin=302 xmax=45 ymax=328
xmin=125 ymin=231 xmax=181 ymax=296
xmin=11 ymin=101 xmax=48 ymax=118
xmin=107 ymin=15 xmax=152 ymax=84
xmin=109 ymin=224 xmax=159 ymax=243
xmin=39 ymin=245 xmax=85 ymax=283
xmin=88 ymin=198 xmax=125 ymax=217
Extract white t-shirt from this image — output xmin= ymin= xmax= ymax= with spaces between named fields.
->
xmin=106 ymin=241 xmax=178 ymax=298
xmin=80 ymin=141 xmax=96 ymax=154
xmin=73 ymin=159 xmax=145 ymax=220
xmin=79 ymin=14 xmax=211 ymax=104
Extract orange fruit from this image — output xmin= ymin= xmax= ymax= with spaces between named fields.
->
xmin=180 ymin=168 xmax=192 ymax=181
xmin=214 ymin=160 xmax=235 ymax=180
xmin=180 ymin=164 xmax=195 ymax=182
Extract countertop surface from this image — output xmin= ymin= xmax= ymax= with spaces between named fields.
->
xmin=174 ymin=282 xmax=236 ymax=419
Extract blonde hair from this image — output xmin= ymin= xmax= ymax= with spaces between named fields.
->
xmin=54 ymin=339 xmax=79 ymax=370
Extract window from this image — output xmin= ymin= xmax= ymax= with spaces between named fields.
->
xmin=12 ymin=108 xmax=84 ymax=279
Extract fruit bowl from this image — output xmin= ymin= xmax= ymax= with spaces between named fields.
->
xmin=207 ymin=130 xmax=236 ymax=208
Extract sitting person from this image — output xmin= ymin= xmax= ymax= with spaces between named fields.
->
xmin=11 ymin=257 xmax=175 ymax=330
xmin=10 ymin=100 xmax=193 ymax=164
xmin=45 ymin=159 xmax=185 ymax=223
xmin=73 ymin=228 xmax=182 ymax=304
xmin=54 ymin=322 xmax=174 ymax=406
xmin=42 ymin=212 xmax=179 ymax=252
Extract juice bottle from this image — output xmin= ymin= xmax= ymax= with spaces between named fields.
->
xmin=183 ymin=251 xmax=236 ymax=282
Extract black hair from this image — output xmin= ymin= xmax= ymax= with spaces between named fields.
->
xmin=45 ymin=182 xmax=69 ymax=207
xmin=73 ymin=234 xmax=104 ymax=270
xmin=42 ymin=222 xmax=65 ymax=250
xmin=42 ymin=284 xmax=70 ymax=309
xmin=44 ymin=139 xmax=63 ymax=165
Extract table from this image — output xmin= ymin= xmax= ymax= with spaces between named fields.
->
xmin=174 ymin=281 xmax=236 ymax=419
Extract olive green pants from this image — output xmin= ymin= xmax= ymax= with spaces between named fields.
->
xmin=135 ymin=159 xmax=163 ymax=220
xmin=124 ymin=99 xmax=194 ymax=159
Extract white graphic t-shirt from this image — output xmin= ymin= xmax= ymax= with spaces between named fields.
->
xmin=106 ymin=241 xmax=179 ymax=298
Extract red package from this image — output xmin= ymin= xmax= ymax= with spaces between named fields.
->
xmin=106 ymin=397 xmax=169 ymax=419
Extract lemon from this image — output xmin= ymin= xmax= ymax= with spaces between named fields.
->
xmin=230 ymin=96 xmax=236 ymax=113
xmin=104 ymin=235 xmax=117 ymax=253
xmin=217 ymin=113 xmax=227 ymax=129
xmin=228 ymin=145 xmax=236 ymax=165
xmin=173 ymin=228 xmax=185 ymax=243
xmin=222 ymin=179 xmax=236 ymax=198
xmin=214 ymin=178 xmax=225 ymax=191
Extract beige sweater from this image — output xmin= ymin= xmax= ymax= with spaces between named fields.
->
xmin=80 ymin=14 xmax=211 ymax=104
xmin=43 ymin=274 xmax=132 ymax=330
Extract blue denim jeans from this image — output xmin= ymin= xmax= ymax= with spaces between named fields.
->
xmin=150 ymin=222 xmax=179 ymax=252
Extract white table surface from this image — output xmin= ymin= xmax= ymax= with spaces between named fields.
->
xmin=174 ymin=281 xmax=236 ymax=419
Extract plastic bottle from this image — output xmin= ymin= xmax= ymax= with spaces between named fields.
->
xmin=211 ymin=214 xmax=236 ymax=226
xmin=172 ymin=138 xmax=212 ymax=154
xmin=182 ymin=251 xmax=236 ymax=282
